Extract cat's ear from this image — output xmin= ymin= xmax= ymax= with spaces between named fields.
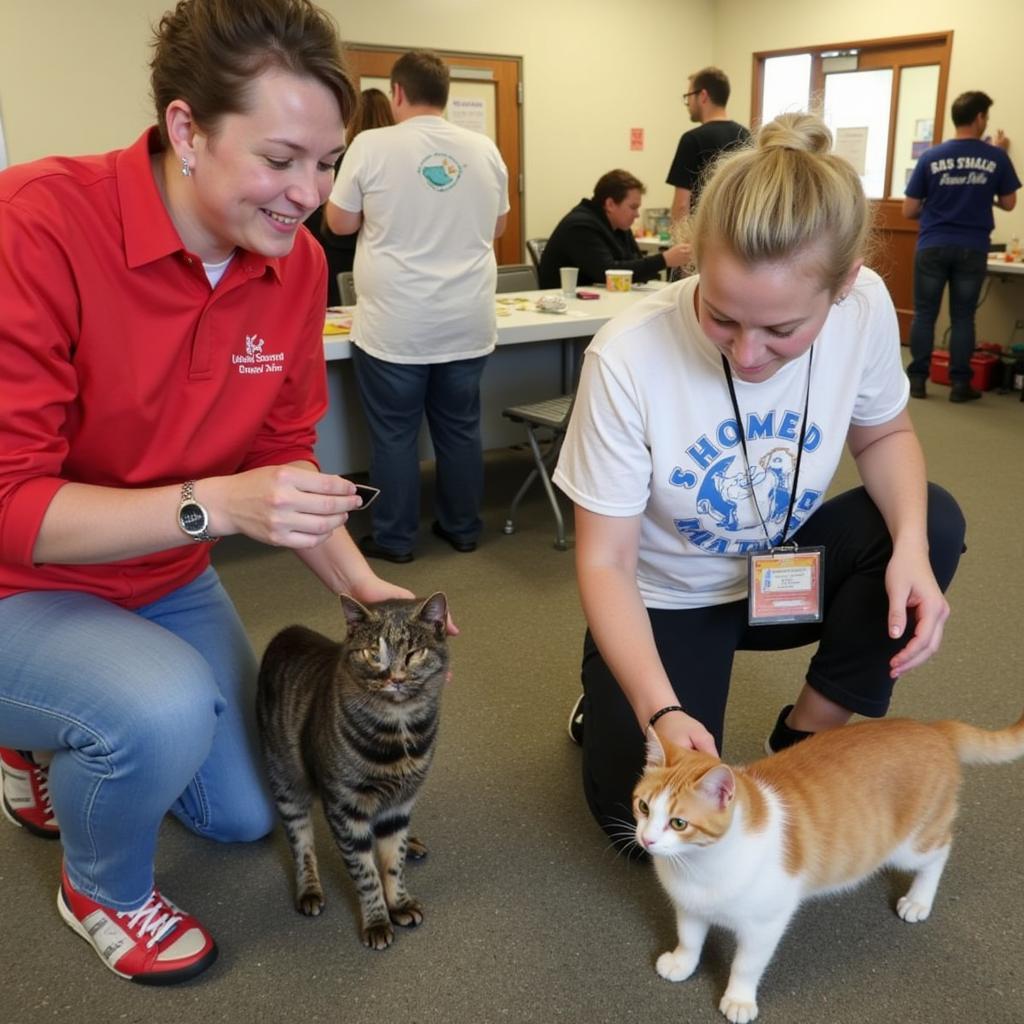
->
xmin=696 ymin=765 xmax=735 ymax=811
xmin=417 ymin=592 xmax=448 ymax=633
xmin=339 ymin=593 xmax=372 ymax=626
xmin=644 ymin=727 xmax=668 ymax=768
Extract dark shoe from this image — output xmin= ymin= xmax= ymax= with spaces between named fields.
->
xmin=908 ymin=375 xmax=927 ymax=399
xmin=764 ymin=704 xmax=813 ymax=754
xmin=567 ymin=694 xmax=584 ymax=745
xmin=358 ymin=535 xmax=414 ymax=564
xmin=430 ymin=521 xmax=477 ymax=553
xmin=949 ymin=383 xmax=982 ymax=403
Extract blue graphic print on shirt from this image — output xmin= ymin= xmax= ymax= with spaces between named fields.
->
xmin=668 ymin=409 xmax=824 ymax=553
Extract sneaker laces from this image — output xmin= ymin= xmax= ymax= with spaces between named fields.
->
xmin=32 ymin=762 xmax=56 ymax=823
xmin=117 ymin=891 xmax=183 ymax=949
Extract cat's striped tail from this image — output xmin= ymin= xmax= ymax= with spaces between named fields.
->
xmin=934 ymin=710 xmax=1024 ymax=766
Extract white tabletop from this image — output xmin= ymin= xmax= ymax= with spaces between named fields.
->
xmin=322 ymin=281 xmax=667 ymax=360
xmin=986 ymin=256 xmax=1024 ymax=276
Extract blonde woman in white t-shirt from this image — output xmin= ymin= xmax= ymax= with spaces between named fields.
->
xmin=553 ymin=113 xmax=966 ymax=851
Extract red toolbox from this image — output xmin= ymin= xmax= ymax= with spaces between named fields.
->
xmin=929 ymin=350 xmax=1000 ymax=391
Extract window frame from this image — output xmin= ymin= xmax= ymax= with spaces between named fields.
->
xmin=751 ymin=32 xmax=953 ymax=203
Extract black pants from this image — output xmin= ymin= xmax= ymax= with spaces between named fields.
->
xmin=579 ymin=484 xmax=966 ymax=846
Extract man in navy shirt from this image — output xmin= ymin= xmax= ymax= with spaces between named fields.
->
xmin=903 ymin=91 xmax=1020 ymax=402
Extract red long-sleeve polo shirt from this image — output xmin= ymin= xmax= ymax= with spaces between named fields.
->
xmin=0 ymin=128 xmax=328 ymax=608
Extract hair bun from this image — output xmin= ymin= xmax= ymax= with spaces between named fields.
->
xmin=757 ymin=113 xmax=833 ymax=156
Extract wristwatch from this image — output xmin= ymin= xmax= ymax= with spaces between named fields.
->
xmin=177 ymin=480 xmax=213 ymax=542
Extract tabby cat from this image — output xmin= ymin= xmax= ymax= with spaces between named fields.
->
xmin=256 ymin=592 xmax=448 ymax=950
xmin=633 ymin=710 xmax=1024 ymax=1023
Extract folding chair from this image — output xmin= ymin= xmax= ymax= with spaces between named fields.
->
xmin=336 ymin=271 xmax=358 ymax=305
xmin=525 ymin=238 xmax=548 ymax=271
xmin=501 ymin=392 xmax=574 ymax=550
xmin=496 ymin=264 xmax=538 ymax=293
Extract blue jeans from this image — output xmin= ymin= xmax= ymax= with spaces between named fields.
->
xmin=352 ymin=348 xmax=488 ymax=552
xmin=0 ymin=568 xmax=275 ymax=910
xmin=907 ymin=245 xmax=988 ymax=383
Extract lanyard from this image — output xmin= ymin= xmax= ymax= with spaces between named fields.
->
xmin=720 ymin=348 xmax=813 ymax=550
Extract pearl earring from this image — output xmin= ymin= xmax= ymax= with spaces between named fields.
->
xmin=181 ymin=157 xmax=192 ymax=178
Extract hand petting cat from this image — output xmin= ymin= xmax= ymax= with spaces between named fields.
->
xmin=653 ymin=710 xmax=718 ymax=758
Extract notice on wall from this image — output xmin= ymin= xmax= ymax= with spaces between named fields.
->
xmin=630 ymin=127 xmax=644 ymax=151
xmin=449 ymin=97 xmax=487 ymax=135
xmin=833 ymin=126 xmax=868 ymax=175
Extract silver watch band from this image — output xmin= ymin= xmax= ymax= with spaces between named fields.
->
xmin=179 ymin=480 xmax=213 ymax=542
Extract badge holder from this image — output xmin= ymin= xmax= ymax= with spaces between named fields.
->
xmin=748 ymin=546 xmax=824 ymax=625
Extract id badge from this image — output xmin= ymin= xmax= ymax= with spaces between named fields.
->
xmin=748 ymin=546 xmax=824 ymax=625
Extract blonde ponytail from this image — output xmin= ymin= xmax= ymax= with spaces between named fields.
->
xmin=691 ymin=112 xmax=870 ymax=295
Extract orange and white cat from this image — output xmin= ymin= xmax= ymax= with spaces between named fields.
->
xmin=633 ymin=711 xmax=1024 ymax=1023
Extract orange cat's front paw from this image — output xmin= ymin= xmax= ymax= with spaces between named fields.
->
xmin=656 ymin=948 xmax=699 ymax=982
xmin=896 ymin=895 xmax=932 ymax=922
xmin=720 ymin=993 xmax=759 ymax=1023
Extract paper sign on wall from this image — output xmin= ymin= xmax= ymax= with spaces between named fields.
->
xmin=630 ymin=127 xmax=644 ymax=151
xmin=449 ymin=97 xmax=487 ymax=135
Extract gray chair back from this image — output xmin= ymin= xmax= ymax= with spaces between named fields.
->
xmin=496 ymin=264 xmax=537 ymax=293
xmin=525 ymin=238 xmax=548 ymax=270
xmin=337 ymin=271 xmax=358 ymax=306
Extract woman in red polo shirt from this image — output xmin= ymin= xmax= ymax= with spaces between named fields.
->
xmin=0 ymin=0 xmax=412 ymax=984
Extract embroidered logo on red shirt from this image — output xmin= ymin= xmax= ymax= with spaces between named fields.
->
xmin=232 ymin=334 xmax=285 ymax=375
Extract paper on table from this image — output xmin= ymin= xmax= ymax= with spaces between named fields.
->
xmin=324 ymin=310 xmax=352 ymax=335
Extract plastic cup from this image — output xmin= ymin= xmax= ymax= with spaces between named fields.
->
xmin=559 ymin=266 xmax=579 ymax=295
xmin=605 ymin=269 xmax=633 ymax=292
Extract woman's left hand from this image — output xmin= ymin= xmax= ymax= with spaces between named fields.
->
xmin=885 ymin=544 xmax=949 ymax=678
xmin=347 ymin=575 xmax=460 ymax=636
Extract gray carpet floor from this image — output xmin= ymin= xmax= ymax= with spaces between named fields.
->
xmin=2 ymin=381 xmax=1022 ymax=1023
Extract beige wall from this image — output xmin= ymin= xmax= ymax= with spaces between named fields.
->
xmin=4 ymin=0 xmax=1022 ymax=341
xmin=714 ymin=0 xmax=1024 ymax=347
xmin=0 ymin=0 xmax=713 ymax=245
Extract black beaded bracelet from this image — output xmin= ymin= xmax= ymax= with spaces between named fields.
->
xmin=648 ymin=705 xmax=686 ymax=729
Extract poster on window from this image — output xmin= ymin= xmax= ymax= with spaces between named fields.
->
xmin=833 ymin=126 xmax=868 ymax=175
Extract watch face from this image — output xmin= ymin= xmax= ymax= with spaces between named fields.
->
xmin=179 ymin=501 xmax=208 ymax=535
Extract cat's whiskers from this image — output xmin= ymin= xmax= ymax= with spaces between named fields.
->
xmin=602 ymin=814 xmax=646 ymax=861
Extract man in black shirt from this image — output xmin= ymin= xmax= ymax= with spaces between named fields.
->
xmin=667 ymin=67 xmax=751 ymax=233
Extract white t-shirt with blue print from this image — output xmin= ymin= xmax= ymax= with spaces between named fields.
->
xmin=330 ymin=115 xmax=510 ymax=364
xmin=553 ymin=268 xmax=908 ymax=610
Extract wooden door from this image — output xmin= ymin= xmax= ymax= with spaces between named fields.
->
xmin=343 ymin=45 xmax=523 ymax=266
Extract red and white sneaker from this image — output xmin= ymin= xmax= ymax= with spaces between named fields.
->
xmin=0 ymin=748 xmax=59 ymax=838
xmin=57 ymin=866 xmax=218 ymax=985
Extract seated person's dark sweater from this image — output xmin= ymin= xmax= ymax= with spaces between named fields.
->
xmin=537 ymin=198 xmax=666 ymax=289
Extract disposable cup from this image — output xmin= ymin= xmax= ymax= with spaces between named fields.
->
xmin=605 ymin=269 xmax=633 ymax=292
xmin=559 ymin=266 xmax=579 ymax=295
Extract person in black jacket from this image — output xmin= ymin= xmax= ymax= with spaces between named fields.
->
xmin=538 ymin=169 xmax=690 ymax=289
